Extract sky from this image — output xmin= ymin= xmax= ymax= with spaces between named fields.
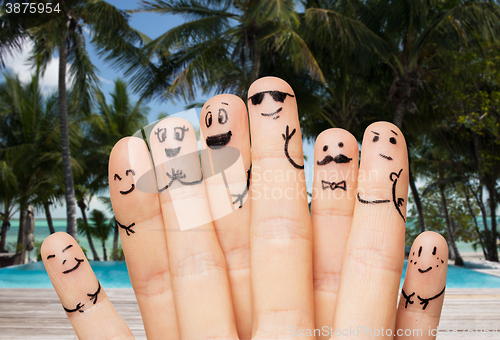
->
xmin=3 ymin=0 xmax=316 ymax=219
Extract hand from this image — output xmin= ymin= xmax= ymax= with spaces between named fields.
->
xmin=42 ymin=77 xmax=447 ymax=340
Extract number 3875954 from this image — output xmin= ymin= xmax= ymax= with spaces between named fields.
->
xmin=5 ymin=2 xmax=61 ymax=14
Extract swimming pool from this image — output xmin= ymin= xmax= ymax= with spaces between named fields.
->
xmin=1 ymin=261 xmax=500 ymax=288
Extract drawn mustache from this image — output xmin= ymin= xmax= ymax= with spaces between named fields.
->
xmin=316 ymin=154 xmax=352 ymax=165
xmin=206 ymin=131 xmax=232 ymax=149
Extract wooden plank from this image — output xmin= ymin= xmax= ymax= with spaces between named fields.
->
xmin=1 ymin=289 xmax=499 ymax=339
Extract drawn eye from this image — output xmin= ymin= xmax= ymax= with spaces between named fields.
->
xmin=218 ymin=108 xmax=228 ymax=124
xmin=205 ymin=112 xmax=212 ymax=128
xmin=249 ymin=92 xmax=264 ymax=105
xmin=390 ymin=137 xmax=397 ymax=144
xmin=114 ymin=174 xmax=122 ymax=181
xmin=338 ymin=142 xmax=344 ymax=148
xmin=418 ymin=246 xmax=422 ymax=257
xmin=323 ymin=145 xmax=328 ymax=152
xmin=373 ymin=136 xmax=379 ymax=142
xmin=174 ymin=126 xmax=189 ymax=141
xmin=125 ymin=169 xmax=135 ymax=176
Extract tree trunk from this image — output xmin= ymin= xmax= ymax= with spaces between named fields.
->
xmin=439 ymin=184 xmax=463 ymax=266
xmin=77 ymin=199 xmax=100 ymax=261
xmin=43 ymin=201 xmax=55 ymax=234
xmin=464 ymin=185 xmax=487 ymax=259
xmin=408 ymin=154 xmax=426 ymax=233
xmin=16 ymin=208 xmax=26 ymax=262
xmin=112 ymin=220 xmax=119 ymax=261
xmin=393 ymin=100 xmax=406 ymax=129
xmin=58 ymin=34 xmax=77 ymax=239
xmin=477 ymin=186 xmax=494 ymax=260
xmin=486 ymin=180 xmax=499 ymax=262
xmin=102 ymin=241 xmax=107 ymax=261
xmin=0 ymin=217 xmax=10 ymax=252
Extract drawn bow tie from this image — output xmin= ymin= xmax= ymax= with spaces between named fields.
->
xmin=321 ymin=180 xmax=346 ymax=191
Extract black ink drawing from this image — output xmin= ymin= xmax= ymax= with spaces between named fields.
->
xmin=409 ymin=246 xmax=445 ymax=271
xmin=174 ymin=126 xmax=189 ymax=141
xmin=158 ymin=168 xmax=204 ymax=193
xmin=162 ymin=125 xmax=190 ymax=158
xmin=390 ymin=169 xmax=405 ymax=222
xmin=317 ymin=154 xmax=352 ymax=165
xmin=232 ymin=166 xmax=252 ymax=208
xmin=401 ymin=288 xmax=415 ymax=308
xmin=282 ymin=125 xmax=304 ymax=169
xmin=64 ymin=302 xmax=85 ymax=313
xmin=63 ymin=282 xmax=101 ymax=314
xmin=87 ymin=282 xmax=101 ymax=305
xmin=62 ymin=258 xmax=84 ymax=274
xmin=372 ymin=130 xmax=398 ymax=161
xmin=205 ymin=103 xmax=232 ymax=149
xmin=356 ymin=193 xmax=390 ymax=204
xmin=317 ymin=143 xmax=352 ymax=165
xmin=206 ymin=131 xmax=232 ymax=149
xmin=47 ymin=244 xmax=85 ymax=274
xmin=402 ymin=287 xmax=445 ymax=310
xmin=114 ymin=169 xmax=136 ymax=195
xmin=417 ymin=287 xmax=445 ymax=310
xmin=155 ymin=127 xmax=167 ymax=143
xmin=249 ymin=90 xmax=295 ymax=120
xmin=321 ymin=180 xmax=346 ymax=191
xmin=116 ymin=219 xmax=136 ymax=236
xmin=356 ymin=168 xmax=405 ymax=222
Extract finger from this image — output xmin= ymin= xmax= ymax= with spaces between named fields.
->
xmin=332 ymin=121 xmax=409 ymax=338
xmin=200 ymin=94 xmax=252 ymax=339
xmin=247 ymin=77 xmax=314 ymax=338
xmin=109 ymin=137 xmax=179 ymax=339
xmin=150 ymin=117 xmax=238 ymax=340
xmin=395 ymin=232 xmax=448 ymax=339
xmin=310 ymin=128 xmax=358 ymax=338
xmin=42 ymin=232 xmax=133 ymax=339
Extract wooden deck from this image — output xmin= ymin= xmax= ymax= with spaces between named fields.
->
xmin=1 ymin=289 xmax=499 ymax=339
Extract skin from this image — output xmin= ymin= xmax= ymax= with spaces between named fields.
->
xmin=42 ymin=77 xmax=446 ymax=340
xmin=395 ymin=232 xmax=448 ymax=340
xmin=200 ymin=94 xmax=252 ymax=339
xmin=311 ymin=129 xmax=359 ymax=340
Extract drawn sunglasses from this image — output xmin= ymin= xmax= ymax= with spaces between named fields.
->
xmin=249 ymin=90 xmax=295 ymax=105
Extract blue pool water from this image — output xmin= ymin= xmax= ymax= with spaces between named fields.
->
xmin=1 ymin=261 xmax=500 ymax=288
xmin=0 ymin=261 xmax=131 ymax=288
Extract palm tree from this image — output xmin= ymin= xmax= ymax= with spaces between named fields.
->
xmin=74 ymin=79 xmax=148 ymax=259
xmin=0 ymin=0 xmax=147 ymax=238
xmin=122 ymin=0 xmax=323 ymax=102
xmin=0 ymin=73 xmax=64 ymax=255
xmin=88 ymin=209 xmax=113 ymax=261
xmin=0 ymin=159 xmax=19 ymax=252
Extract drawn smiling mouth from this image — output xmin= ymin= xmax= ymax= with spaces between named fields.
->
xmin=261 ymin=107 xmax=282 ymax=120
xmin=165 ymin=147 xmax=181 ymax=158
xmin=418 ymin=266 xmax=433 ymax=273
xmin=317 ymin=154 xmax=352 ymax=166
xmin=62 ymin=258 xmax=84 ymax=274
xmin=119 ymin=184 xmax=135 ymax=195
xmin=206 ymin=131 xmax=232 ymax=149
xmin=379 ymin=153 xmax=393 ymax=161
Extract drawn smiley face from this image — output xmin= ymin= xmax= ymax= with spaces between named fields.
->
xmin=410 ymin=245 xmax=445 ymax=273
xmin=114 ymin=169 xmax=136 ymax=195
xmin=153 ymin=125 xmax=190 ymax=157
xmin=370 ymin=129 xmax=399 ymax=161
xmin=247 ymin=78 xmax=295 ymax=121
xmin=46 ymin=244 xmax=85 ymax=274
xmin=204 ymin=101 xmax=232 ymax=149
xmin=317 ymin=141 xmax=353 ymax=166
